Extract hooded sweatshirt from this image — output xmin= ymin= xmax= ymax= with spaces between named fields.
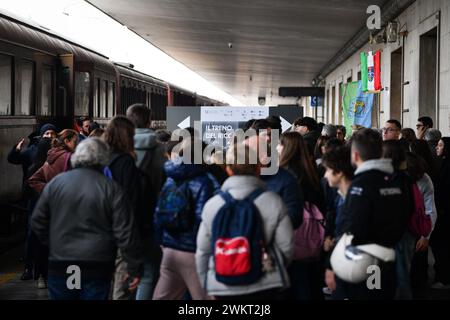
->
xmin=28 ymin=147 xmax=72 ymax=193
xmin=134 ymin=128 xmax=167 ymax=194
xmin=340 ymin=159 xmax=411 ymax=247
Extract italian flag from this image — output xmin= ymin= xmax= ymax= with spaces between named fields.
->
xmin=361 ymin=50 xmax=381 ymax=92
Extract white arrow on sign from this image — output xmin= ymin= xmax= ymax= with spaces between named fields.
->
xmin=177 ymin=116 xmax=190 ymax=129
xmin=280 ymin=116 xmax=292 ymax=132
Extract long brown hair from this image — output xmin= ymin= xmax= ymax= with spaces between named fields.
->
xmin=279 ymin=131 xmax=320 ymax=191
xmin=104 ymin=116 xmax=135 ymax=156
xmin=52 ymin=129 xmax=78 ymax=150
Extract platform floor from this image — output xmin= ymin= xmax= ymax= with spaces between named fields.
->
xmin=1 ymin=243 xmax=449 ymax=300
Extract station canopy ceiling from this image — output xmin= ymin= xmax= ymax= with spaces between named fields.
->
xmin=89 ymin=0 xmax=388 ymax=105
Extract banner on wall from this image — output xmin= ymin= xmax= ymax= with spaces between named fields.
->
xmin=342 ymin=81 xmax=374 ymax=136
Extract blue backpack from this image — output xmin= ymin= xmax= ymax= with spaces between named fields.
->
xmin=211 ymin=189 xmax=267 ymax=285
xmin=155 ymin=180 xmax=194 ymax=233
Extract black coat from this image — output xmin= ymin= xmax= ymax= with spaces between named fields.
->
xmin=340 ymin=160 xmax=412 ymax=247
xmin=31 ymin=167 xmax=143 ymax=277
xmin=430 ymin=158 xmax=450 ymax=246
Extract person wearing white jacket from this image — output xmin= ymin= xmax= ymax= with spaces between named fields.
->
xmin=195 ymin=144 xmax=294 ymax=299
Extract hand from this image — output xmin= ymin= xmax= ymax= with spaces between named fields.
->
xmin=16 ymin=138 xmax=25 ymax=151
xmin=325 ymin=269 xmax=336 ymax=292
xmin=124 ymin=274 xmax=140 ymax=292
xmin=417 ymin=127 xmax=427 ymax=140
xmin=324 ymin=237 xmax=335 ymax=252
xmin=416 ymin=238 xmax=429 ymax=252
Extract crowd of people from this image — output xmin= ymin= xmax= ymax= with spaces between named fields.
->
xmin=7 ymin=106 xmax=450 ymax=300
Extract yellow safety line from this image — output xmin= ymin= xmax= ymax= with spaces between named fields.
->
xmin=0 ymin=272 xmax=19 ymax=285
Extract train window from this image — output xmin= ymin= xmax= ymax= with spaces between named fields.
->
xmin=74 ymin=72 xmax=90 ymax=116
xmin=0 ymin=54 xmax=12 ymax=115
xmin=40 ymin=65 xmax=52 ymax=116
xmin=100 ymin=80 xmax=107 ymax=117
xmin=108 ymin=82 xmax=115 ymax=117
xmin=18 ymin=60 xmax=35 ymax=115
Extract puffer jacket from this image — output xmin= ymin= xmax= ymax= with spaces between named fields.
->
xmin=196 ymin=175 xmax=294 ymax=297
xmin=28 ymin=146 xmax=72 ymax=193
xmin=31 ymin=167 xmax=143 ymax=277
xmin=155 ymin=160 xmax=219 ymax=252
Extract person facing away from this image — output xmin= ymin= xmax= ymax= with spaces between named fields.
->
xmin=321 ymin=146 xmax=354 ymax=297
xmin=381 ymin=140 xmax=416 ymax=300
xmin=31 ymin=138 xmax=143 ymax=300
xmin=103 ymin=115 xmax=143 ymax=300
xmin=196 ymin=143 xmax=294 ymax=300
xmin=152 ymin=133 xmax=219 ymax=300
xmin=126 ymin=104 xmax=167 ymax=300
xmin=244 ymin=125 xmax=303 ymax=229
xmin=28 ymin=129 xmax=78 ymax=194
xmin=277 ymin=131 xmax=325 ymax=300
xmin=327 ymin=128 xmax=412 ymax=300
xmin=429 ymin=137 xmax=450 ymax=289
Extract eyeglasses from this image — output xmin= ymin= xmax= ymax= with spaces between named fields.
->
xmin=382 ymin=128 xmax=398 ymax=133
xmin=416 ymin=124 xmax=424 ymax=129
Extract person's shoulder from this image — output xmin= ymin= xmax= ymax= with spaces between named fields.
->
xmin=256 ymin=190 xmax=285 ymax=211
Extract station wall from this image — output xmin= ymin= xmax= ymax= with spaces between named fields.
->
xmin=323 ymin=0 xmax=450 ymax=136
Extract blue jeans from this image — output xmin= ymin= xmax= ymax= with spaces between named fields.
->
xmin=135 ymin=261 xmax=159 ymax=300
xmin=395 ymin=231 xmax=416 ymax=300
xmin=48 ymin=275 xmax=111 ymax=300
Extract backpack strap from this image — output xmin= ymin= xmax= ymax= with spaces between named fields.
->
xmin=247 ymin=188 xmax=264 ymax=202
xmin=219 ymin=191 xmax=235 ymax=204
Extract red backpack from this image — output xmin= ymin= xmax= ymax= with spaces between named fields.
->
xmin=408 ymin=183 xmax=432 ymax=238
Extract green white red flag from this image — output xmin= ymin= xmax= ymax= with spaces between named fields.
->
xmin=361 ymin=50 xmax=381 ymax=92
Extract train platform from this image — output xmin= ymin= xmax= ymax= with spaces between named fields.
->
xmin=0 ymin=244 xmax=48 ymax=300
xmin=1 ymin=242 xmax=450 ymax=300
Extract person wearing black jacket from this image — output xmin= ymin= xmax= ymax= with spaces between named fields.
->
xmin=126 ymin=104 xmax=167 ymax=300
xmin=430 ymin=137 xmax=450 ymax=289
xmin=326 ymin=129 xmax=412 ymax=300
xmin=104 ymin=115 xmax=143 ymax=300
xmin=7 ymin=123 xmax=56 ymax=281
xmin=31 ymin=138 xmax=143 ymax=300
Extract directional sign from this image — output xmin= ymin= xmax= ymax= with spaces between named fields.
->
xmin=310 ymin=96 xmax=323 ymax=107
xmin=178 ymin=116 xmax=190 ymax=129
xmin=166 ymin=107 xmax=200 ymax=132
xmin=166 ymin=106 xmax=303 ymax=147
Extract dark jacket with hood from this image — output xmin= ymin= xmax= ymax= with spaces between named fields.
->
xmin=28 ymin=146 xmax=72 ymax=193
xmin=8 ymin=131 xmax=40 ymax=196
xmin=431 ymin=137 xmax=450 ymax=246
xmin=133 ymin=128 xmax=168 ymax=258
xmin=340 ymin=159 xmax=412 ymax=247
xmin=134 ymin=128 xmax=166 ymax=192
xmin=155 ymin=160 xmax=219 ymax=253
xmin=261 ymin=167 xmax=303 ymax=229
xmin=31 ymin=167 xmax=143 ymax=277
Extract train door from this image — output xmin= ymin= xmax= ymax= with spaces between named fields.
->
xmin=56 ymin=54 xmax=74 ymax=129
